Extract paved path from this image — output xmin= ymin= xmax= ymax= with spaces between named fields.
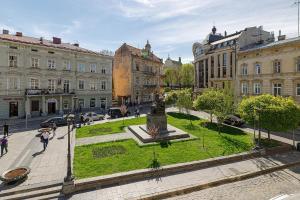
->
xmin=0 ymin=126 xmax=70 ymax=189
xmin=69 ymin=151 xmax=300 ymax=200
xmin=167 ymin=167 xmax=300 ymax=200
xmin=76 ymin=132 xmax=132 ymax=146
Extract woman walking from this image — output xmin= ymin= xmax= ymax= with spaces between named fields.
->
xmin=0 ymin=136 xmax=8 ymax=156
xmin=41 ymin=131 xmax=49 ymax=151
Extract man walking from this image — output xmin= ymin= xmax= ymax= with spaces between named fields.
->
xmin=3 ymin=122 xmax=9 ymax=137
xmin=1 ymin=136 xmax=8 ymax=156
xmin=41 ymin=131 xmax=49 ymax=151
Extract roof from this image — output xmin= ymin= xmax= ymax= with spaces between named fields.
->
xmin=0 ymin=33 xmax=110 ymax=57
xmin=211 ymin=32 xmax=242 ymax=45
xmin=240 ymin=36 xmax=300 ymax=53
xmin=120 ymin=43 xmax=162 ymax=63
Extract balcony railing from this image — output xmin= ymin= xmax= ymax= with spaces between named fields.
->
xmin=25 ymin=88 xmax=75 ymax=95
xmin=143 ymin=84 xmax=158 ymax=88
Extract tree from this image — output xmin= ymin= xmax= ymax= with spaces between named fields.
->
xmin=180 ymin=63 xmax=194 ymax=88
xmin=238 ymin=94 xmax=300 ymax=145
xmin=194 ymin=88 xmax=219 ymax=123
xmin=176 ymin=89 xmax=193 ymax=125
xmin=164 ymin=68 xmax=176 ymax=88
xmin=165 ymin=90 xmax=178 ymax=106
xmin=120 ymin=104 xmax=127 ymax=125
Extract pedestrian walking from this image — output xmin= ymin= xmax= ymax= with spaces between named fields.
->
xmin=52 ymin=122 xmax=57 ymax=136
xmin=1 ymin=136 xmax=8 ymax=156
xmin=41 ymin=131 xmax=49 ymax=151
xmin=3 ymin=122 xmax=9 ymax=137
xmin=80 ymin=113 xmax=85 ymax=126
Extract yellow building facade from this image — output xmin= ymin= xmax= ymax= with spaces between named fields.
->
xmin=237 ymin=37 xmax=300 ymax=103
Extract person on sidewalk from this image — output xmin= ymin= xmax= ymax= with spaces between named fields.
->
xmin=52 ymin=122 xmax=57 ymax=136
xmin=41 ymin=131 xmax=49 ymax=151
xmin=3 ymin=122 xmax=9 ymax=137
xmin=0 ymin=136 xmax=8 ymax=156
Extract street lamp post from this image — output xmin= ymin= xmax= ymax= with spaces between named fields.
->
xmin=64 ymin=115 xmax=74 ymax=182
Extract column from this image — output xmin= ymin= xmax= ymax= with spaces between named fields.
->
xmin=59 ymin=95 xmax=63 ymax=115
xmin=42 ymin=95 xmax=46 ymax=116
xmin=208 ymin=56 xmax=211 ymax=87
xmin=71 ymin=97 xmax=75 ymax=112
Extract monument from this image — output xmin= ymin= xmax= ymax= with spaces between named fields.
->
xmin=128 ymin=93 xmax=190 ymax=143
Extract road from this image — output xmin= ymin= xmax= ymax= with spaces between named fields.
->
xmin=167 ymin=166 xmax=300 ymax=200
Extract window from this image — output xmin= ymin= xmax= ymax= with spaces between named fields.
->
xmin=63 ymin=100 xmax=69 ymax=109
xmin=48 ymin=79 xmax=55 ymax=92
xmin=9 ymin=55 xmax=17 ymax=67
xmin=297 ymin=84 xmax=300 ymax=96
xmin=48 ymin=59 xmax=55 ymax=69
xmin=64 ymin=80 xmax=70 ymax=93
xmin=222 ymin=53 xmax=227 ymax=66
xmin=100 ymin=98 xmax=106 ymax=109
xmin=63 ymin=60 xmax=71 ymax=71
xmin=253 ymin=83 xmax=261 ymax=94
xmin=136 ymin=77 xmax=140 ymax=85
xmin=31 ymin=57 xmax=39 ymax=68
xmin=90 ymin=63 xmax=96 ymax=73
xmin=101 ymin=67 xmax=106 ymax=74
xmin=210 ymin=56 xmax=214 ymax=78
xmin=79 ymin=80 xmax=84 ymax=90
xmin=101 ymin=81 xmax=106 ymax=90
xmin=241 ymin=82 xmax=248 ymax=94
xmin=241 ymin=64 xmax=248 ymax=75
xmin=30 ymin=78 xmax=39 ymax=89
xmin=78 ymin=99 xmax=84 ymax=109
xmin=255 ymin=63 xmax=261 ymax=74
xmin=90 ymin=81 xmax=96 ymax=90
xmin=9 ymin=77 xmax=19 ymax=89
xmin=90 ymin=98 xmax=96 ymax=108
xmin=273 ymin=60 xmax=281 ymax=73
xmin=136 ymin=64 xmax=140 ymax=71
xmin=78 ymin=63 xmax=85 ymax=72
xmin=273 ymin=83 xmax=282 ymax=96
xmin=31 ymin=100 xmax=39 ymax=112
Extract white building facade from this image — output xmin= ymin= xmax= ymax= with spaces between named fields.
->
xmin=0 ymin=31 xmax=113 ymax=119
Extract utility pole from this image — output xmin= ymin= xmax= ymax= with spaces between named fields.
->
xmin=295 ymin=0 xmax=300 ymax=36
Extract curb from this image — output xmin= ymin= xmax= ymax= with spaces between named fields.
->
xmin=134 ymin=160 xmax=300 ymax=200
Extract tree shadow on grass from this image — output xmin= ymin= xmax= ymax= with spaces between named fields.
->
xmin=167 ymin=112 xmax=200 ymax=121
xmin=219 ymin=135 xmax=251 ymax=155
xmin=160 ymin=141 xmax=172 ymax=148
xmin=203 ymin=122 xmax=246 ymax=136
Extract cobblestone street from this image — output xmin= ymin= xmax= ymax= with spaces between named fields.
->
xmin=168 ymin=167 xmax=300 ymax=200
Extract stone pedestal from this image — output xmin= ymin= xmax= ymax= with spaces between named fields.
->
xmin=147 ymin=114 xmax=167 ymax=133
xmin=62 ymin=180 xmax=75 ymax=195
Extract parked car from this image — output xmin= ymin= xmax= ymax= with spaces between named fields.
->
xmin=224 ymin=115 xmax=245 ymax=127
xmin=108 ymin=107 xmax=130 ymax=118
xmin=40 ymin=117 xmax=67 ymax=128
xmin=83 ymin=112 xmax=104 ymax=121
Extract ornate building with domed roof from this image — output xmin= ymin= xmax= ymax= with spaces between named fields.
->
xmin=192 ymin=26 xmax=273 ymax=93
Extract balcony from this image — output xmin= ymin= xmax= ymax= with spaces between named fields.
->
xmin=25 ymin=88 xmax=75 ymax=96
xmin=143 ymin=84 xmax=158 ymax=88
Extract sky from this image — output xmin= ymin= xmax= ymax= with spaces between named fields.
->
xmin=0 ymin=0 xmax=299 ymax=63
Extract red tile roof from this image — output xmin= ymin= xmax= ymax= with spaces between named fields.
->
xmin=0 ymin=33 xmax=109 ymax=57
xmin=121 ymin=43 xmax=162 ymax=63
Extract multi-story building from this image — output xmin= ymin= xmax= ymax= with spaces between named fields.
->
xmin=113 ymin=41 xmax=163 ymax=105
xmin=192 ymin=26 xmax=274 ymax=93
xmin=0 ymin=30 xmax=113 ymax=119
xmin=164 ymin=56 xmax=182 ymax=69
xmin=237 ymin=33 xmax=300 ymax=103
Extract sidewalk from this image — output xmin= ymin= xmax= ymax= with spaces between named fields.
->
xmin=69 ymin=151 xmax=300 ymax=200
xmin=0 ymin=126 xmax=69 ymax=190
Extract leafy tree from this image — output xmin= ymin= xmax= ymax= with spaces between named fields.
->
xmin=176 ymin=89 xmax=193 ymax=124
xmin=239 ymin=94 xmax=300 ymax=143
xmin=163 ymin=68 xmax=176 ymax=87
xmin=194 ymin=88 xmax=219 ymax=123
xmin=165 ymin=90 xmax=178 ymax=106
xmin=180 ymin=63 xmax=194 ymax=88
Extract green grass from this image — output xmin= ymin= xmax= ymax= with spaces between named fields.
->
xmin=76 ymin=117 xmax=146 ymax=138
xmin=74 ymin=112 xmax=261 ymax=179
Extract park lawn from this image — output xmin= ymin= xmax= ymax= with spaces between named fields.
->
xmin=74 ymin=112 xmax=256 ymax=179
xmin=76 ymin=117 xmax=146 ymax=138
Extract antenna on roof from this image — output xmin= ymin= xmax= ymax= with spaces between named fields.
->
xmin=294 ymin=0 xmax=300 ymax=36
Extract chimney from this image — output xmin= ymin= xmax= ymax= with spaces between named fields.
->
xmin=179 ymin=57 xmax=182 ymax=63
xmin=73 ymin=43 xmax=79 ymax=47
xmin=278 ymin=30 xmax=286 ymax=41
xmin=16 ymin=32 xmax=22 ymax=37
xmin=2 ymin=29 xmax=9 ymax=34
xmin=52 ymin=37 xmax=61 ymax=44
